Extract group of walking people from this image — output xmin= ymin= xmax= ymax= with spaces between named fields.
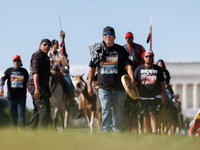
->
xmin=0 ymin=38 xmax=75 ymax=129
xmin=0 ymin=25 xmax=176 ymax=134
xmin=87 ymin=26 xmax=174 ymax=133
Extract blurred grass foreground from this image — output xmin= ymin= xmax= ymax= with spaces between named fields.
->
xmin=0 ymin=128 xmax=199 ymax=150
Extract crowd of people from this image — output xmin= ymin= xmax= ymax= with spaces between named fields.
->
xmin=0 ymin=26 xmax=187 ymax=134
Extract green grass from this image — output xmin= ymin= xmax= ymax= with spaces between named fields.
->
xmin=0 ymin=127 xmax=199 ymax=150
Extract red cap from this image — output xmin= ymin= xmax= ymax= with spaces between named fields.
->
xmin=13 ymin=55 xmax=21 ymax=61
xmin=141 ymin=51 xmax=154 ymax=58
xmin=125 ymin=32 xmax=133 ymax=38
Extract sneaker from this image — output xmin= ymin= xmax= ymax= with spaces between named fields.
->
xmin=75 ymin=110 xmax=82 ymax=119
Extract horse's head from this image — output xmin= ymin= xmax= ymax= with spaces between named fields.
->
xmin=71 ymin=74 xmax=85 ymax=97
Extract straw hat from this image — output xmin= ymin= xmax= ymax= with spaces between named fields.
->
xmin=121 ymin=75 xmax=139 ymax=100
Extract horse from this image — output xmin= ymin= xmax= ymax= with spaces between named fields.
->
xmin=158 ymin=93 xmax=177 ymax=135
xmin=124 ymin=96 xmax=139 ymax=134
xmin=72 ymin=74 xmax=102 ymax=132
xmin=49 ymin=70 xmax=73 ymax=130
xmin=171 ymin=94 xmax=184 ymax=134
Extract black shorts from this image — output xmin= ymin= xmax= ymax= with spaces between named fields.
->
xmin=125 ymin=94 xmax=138 ymax=107
xmin=138 ymin=98 xmax=161 ymax=114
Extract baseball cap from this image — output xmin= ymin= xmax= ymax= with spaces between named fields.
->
xmin=40 ymin=38 xmax=51 ymax=46
xmin=13 ymin=55 xmax=21 ymax=61
xmin=13 ymin=55 xmax=23 ymax=66
xmin=103 ymin=26 xmax=115 ymax=36
xmin=125 ymin=32 xmax=133 ymax=38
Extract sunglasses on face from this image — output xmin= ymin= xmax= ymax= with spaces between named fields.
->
xmin=43 ymin=43 xmax=50 ymax=47
xmin=145 ymin=55 xmax=152 ymax=58
xmin=103 ymin=32 xmax=114 ymax=36
xmin=13 ymin=59 xmax=20 ymax=62
xmin=126 ymin=37 xmax=132 ymax=39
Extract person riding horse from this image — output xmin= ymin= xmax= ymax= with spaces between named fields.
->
xmin=48 ymin=39 xmax=76 ymax=105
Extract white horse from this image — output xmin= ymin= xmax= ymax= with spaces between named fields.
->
xmin=49 ymin=70 xmax=73 ymax=130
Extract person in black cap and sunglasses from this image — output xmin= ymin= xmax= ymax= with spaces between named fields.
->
xmin=0 ymin=55 xmax=29 ymax=129
xmin=88 ymin=26 xmax=135 ymax=132
xmin=27 ymin=38 xmax=52 ymax=130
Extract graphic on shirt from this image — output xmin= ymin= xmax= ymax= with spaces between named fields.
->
xmin=140 ymin=69 xmax=158 ymax=84
xmin=163 ymin=72 xmax=167 ymax=80
xmin=10 ymin=72 xmax=24 ymax=88
xmin=100 ymin=55 xmax=118 ymax=74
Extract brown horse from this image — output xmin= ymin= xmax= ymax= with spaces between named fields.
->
xmin=124 ymin=97 xmax=139 ymax=134
xmin=158 ymin=93 xmax=177 ymax=135
xmin=72 ymin=74 xmax=102 ymax=132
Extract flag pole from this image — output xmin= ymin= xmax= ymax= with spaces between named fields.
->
xmin=150 ymin=15 xmax=152 ymax=51
xmin=146 ymin=15 xmax=152 ymax=51
xmin=58 ymin=14 xmax=63 ymax=31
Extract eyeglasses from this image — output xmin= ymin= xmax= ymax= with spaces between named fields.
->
xmin=13 ymin=59 xmax=20 ymax=62
xmin=126 ymin=37 xmax=132 ymax=39
xmin=43 ymin=43 xmax=50 ymax=47
xmin=145 ymin=55 xmax=152 ymax=58
xmin=103 ymin=32 xmax=114 ymax=36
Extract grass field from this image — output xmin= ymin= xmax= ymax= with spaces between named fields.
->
xmin=0 ymin=127 xmax=199 ymax=150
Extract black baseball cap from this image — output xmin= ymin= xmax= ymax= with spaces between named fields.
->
xmin=103 ymin=26 xmax=115 ymax=36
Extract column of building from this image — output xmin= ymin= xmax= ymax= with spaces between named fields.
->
xmin=182 ymin=84 xmax=187 ymax=110
xmin=193 ymin=84 xmax=198 ymax=109
xmin=171 ymin=83 xmax=199 ymax=111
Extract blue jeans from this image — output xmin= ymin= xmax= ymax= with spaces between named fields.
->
xmin=63 ymin=75 xmax=74 ymax=94
xmin=99 ymin=88 xmax=126 ymax=132
xmin=8 ymin=98 xmax=26 ymax=127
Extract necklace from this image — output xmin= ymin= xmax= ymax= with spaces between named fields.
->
xmin=145 ymin=64 xmax=153 ymax=75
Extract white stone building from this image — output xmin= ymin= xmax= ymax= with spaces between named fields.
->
xmin=166 ymin=62 xmax=200 ymax=118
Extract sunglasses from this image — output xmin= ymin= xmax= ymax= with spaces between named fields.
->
xmin=145 ymin=55 xmax=152 ymax=58
xmin=103 ymin=32 xmax=114 ymax=36
xmin=126 ymin=37 xmax=132 ymax=39
xmin=43 ymin=43 xmax=50 ymax=47
xmin=13 ymin=59 xmax=20 ymax=62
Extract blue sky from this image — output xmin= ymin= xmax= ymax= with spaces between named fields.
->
xmin=0 ymin=0 xmax=200 ymax=109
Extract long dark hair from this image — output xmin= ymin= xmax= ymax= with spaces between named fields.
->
xmin=157 ymin=59 xmax=166 ymax=70
xmin=51 ymin=39 xmax=58 ymax=47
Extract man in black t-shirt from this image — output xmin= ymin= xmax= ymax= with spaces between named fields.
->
xmin=134 ymin=51 xmax=168 ymax=134
xmin=0 ymin=55 xmax=29 ymax=128
xmin=88 ymin=26 xmax=134 ymax=132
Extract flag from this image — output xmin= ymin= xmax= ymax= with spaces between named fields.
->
xmin=59 ymin=30 xmax=68 ymax=58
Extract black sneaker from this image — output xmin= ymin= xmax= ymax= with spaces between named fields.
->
xmin=75 ymin=111 xmax=82 ymax=119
